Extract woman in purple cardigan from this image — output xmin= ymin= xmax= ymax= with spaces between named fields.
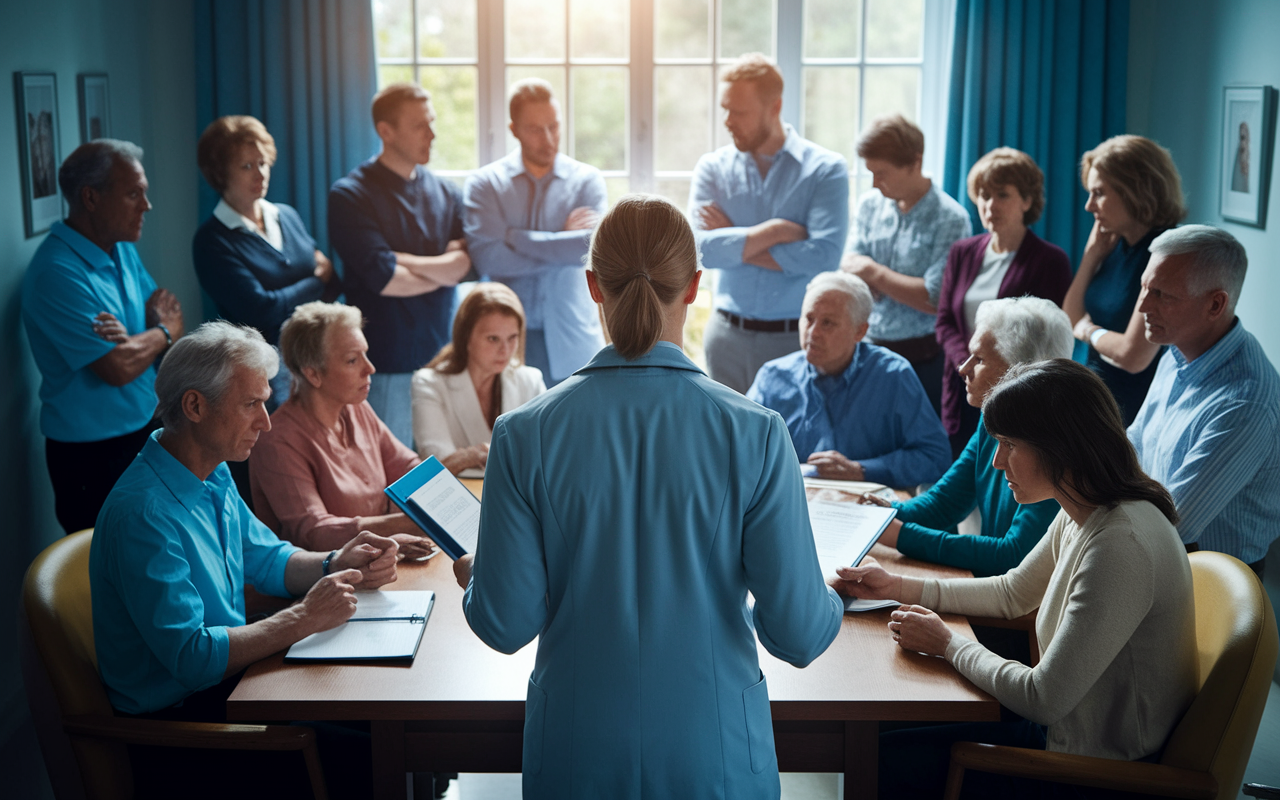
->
xmin=936 ymin=148 xmax=1072 ymax=456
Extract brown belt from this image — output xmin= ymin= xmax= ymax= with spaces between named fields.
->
xmin=870 ymin=332 xmax=940 ymax=364
xmin=716 ymin=308 xmax=800 ymax=333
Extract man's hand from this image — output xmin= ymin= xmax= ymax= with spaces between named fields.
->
xmin=390 ymin=533 xmax=438 ymax=561
xmin=333 ymin=531 xmax=400 ymax=589
xmin=807 ymin=450 xmax=865 ymax=481
xmin=696 ymin=202 xmax=733 ymax=231
xmin=563 ymin=206 xmax=601 ymax=232
xmin=445 ymin=237 xmax=468 ymax=252
xmin=829 ymin=559 xmax=902 ymax=600
xmin=453 ymin=553 xmax=474 ymax=589
xmin=295 ymin=568 xmax=361 ymax=636
xmin=314 ymin=250 xmax=336 ymax=283
xmin=889 ymin=604 xmax=953 ymax=657
xmin=144 ymin=288 xmax=185 ymax=340
xmin=93 ymin=312 xmax=129 ymax=343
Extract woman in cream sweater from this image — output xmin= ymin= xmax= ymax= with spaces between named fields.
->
xmin=411 ymin=283 xmax=546 ymax=475
xmin=834 ymin=358 xmax=1197 ymax=798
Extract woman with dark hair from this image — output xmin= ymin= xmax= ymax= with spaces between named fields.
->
xmin=833 ymin=359 xmax=1198 ymax=799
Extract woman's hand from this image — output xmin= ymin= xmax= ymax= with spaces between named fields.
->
xmin=857 ymin=492 xmax=892 ymax=507
xmin=829 ymin=559 xmax=902 ymax=600
xmin=1072 ymin=313 xmax=1097 ymax=343
xmin=889 ymin=604 xmax=953 ymax=657
xmin=1082 ymin=220 xmax=1119 ymax=269
xmin=453 ymin=553 xmax=474 ymax=589
xmin=390 ymin=533 xmax=438 ymax=561
xmin=313 ymin=250 xmax=335 ymax=283
xmin=441 ymin=444 xmax=489 ymax=475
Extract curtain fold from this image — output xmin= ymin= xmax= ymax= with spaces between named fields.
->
xmin=194 ymin=0 xmax=379 ymax=253
xmin=943 ymin=0 xmax=1129 ymax=265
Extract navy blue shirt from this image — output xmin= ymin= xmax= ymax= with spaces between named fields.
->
xmin=328 ymin=159 xmax=464 ymax=373
xmin=192 ymin=202 xmax=332 ymax=345
xmin=1084 ymin=228 xmax=1167 ymax=425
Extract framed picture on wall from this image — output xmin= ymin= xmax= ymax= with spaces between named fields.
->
xmin=77 ymin=73 xmax=110 ymax=143
xmin=1219 ymin=85 xmax=1277 ymax=229
xmin=13 ymin=71 xmax=63 ymax=238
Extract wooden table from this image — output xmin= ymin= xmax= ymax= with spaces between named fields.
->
xmin=228 ymin=479 xmax=997 ymax=799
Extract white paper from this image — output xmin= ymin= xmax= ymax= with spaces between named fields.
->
xmin=351 ymin=590 xmax=434 ymax=621
xmin=408 ymin=468 xmax=482 ymax=553
xmin=844 ymin=597 xmax=900 ymax=613
xmin=286 ymin=619 xmax=424 ymax=660
xmin=808 ymin=501 xmax=895 ymax=578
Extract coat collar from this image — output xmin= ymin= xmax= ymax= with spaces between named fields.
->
xmin=575 ymin=342 xmax=705 ymax=375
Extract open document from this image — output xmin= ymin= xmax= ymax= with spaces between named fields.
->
xmin=808 ymin=501 xmax=899 ymax=613
xmin=285 ymin=590 xmax=435 ymax=663
xmin=385 ymin=456 xmax=482 ymax=560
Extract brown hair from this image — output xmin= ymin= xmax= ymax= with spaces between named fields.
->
xmin=1080 ymin=135 xmax=1187 ymax=228
xmin=589 ymin=195 xmax=698 ymax=360
xmin=967 ymin=147 xmax=1045 ymax=225
xmin=196 ymin=115 xmax=277 ymax=195
xmin=983 ymin=359 xmax=1178 ymax=524
xmin=856 ymin=114 xmax=924 ymax=167
xmin=428 ymin=283 xmax=527 ymax=374
xmin=721 ymin=53 xmax=784 ymax=103
xmin=509 ymin=78 xmax=556 ymax=125
xmin=372 ymin=82 xmax=431 ymax=128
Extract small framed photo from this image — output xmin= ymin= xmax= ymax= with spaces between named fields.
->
xmin=77 ymin=73 xmax=110 ymax=143
xmin=1219 ymin=85 xmax=1277 ymax=229
xmin=13 ymin=72 xmax=63 ymax=238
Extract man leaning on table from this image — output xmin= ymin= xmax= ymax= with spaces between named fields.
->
xmin=90 ymin=321 xmax=399 ymax=799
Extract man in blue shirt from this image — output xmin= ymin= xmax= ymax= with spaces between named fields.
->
xmin=1128 ymin=226 xmax=1280 ymax=576
xmin=329 ymin=83 xmax=471 ymax=446
xmin=691 ymin=54 xmax=849 ymax=393
xmin=22 ymin=140 xmax=186 ymax=533
xmin=748 ymin=272 xmax=951 ymax=489
xmin=465 ymin=79 xmax=606 ymax=387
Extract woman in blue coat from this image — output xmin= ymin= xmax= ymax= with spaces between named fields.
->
xmin=453 ymin=195 xmax=844 ymax=800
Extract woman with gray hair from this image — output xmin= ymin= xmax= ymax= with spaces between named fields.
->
xmin=249 ymin=301 xmax=436 ymax=557
xmin=859 ymin=296 xmax=1074 ymax=577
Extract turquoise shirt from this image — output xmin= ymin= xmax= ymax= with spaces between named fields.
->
xmin=463 ymin=343 xmax=843 ymax=800
xmin=21 ymin=221 xmax=159 ymax=442
xmin=91 ymin=431 xmax=299 ymax=714
xmin=893 ymin=422 xmax=1060 ymax=577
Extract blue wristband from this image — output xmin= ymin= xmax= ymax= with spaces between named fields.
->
xmin=321 ymin=550 xmax=337 ymax=575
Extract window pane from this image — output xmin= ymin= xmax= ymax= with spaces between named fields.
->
xmin=682 ymin=286 xmax=713 ymax=371
xmin=862 ymin=66 xmax=919 ymax=126
xmin=656 ymin=0 xmax=710 ymax=60
xmin=418 ymin=0 xmax=477 ymax=60
xmin=507 ymin=0 xmax=566 ymax=60
xmin=802 ymin=66 xmax=859 ymax=164
xmin=804 ymin=0 xmax=860 ymax=59
xmin=865 ymin=0 xmax=922 ymax=59
xmin=605 ymin=176 xmax=631 ymax=207
xmin=713 ymin=64 xmax=732 ymax=151
xmin=719 ymin=0 xmax=774 ymax=59
xmin=855 ymin=173 xmax=872 ymax=201
xmin=656 ymin=66 xmax=713 ymax=172
xmin=421 ymin=66 xmax=479 ymax=171
xmin=656 ymin=177 xmax=692 ymax=210
xmin=504 ymin=66 xmax=568 ymax=154
xmin=373 ymin=0 xmax=412 ymax=60
xmin=571 ymin=0 xmax=629 ymax=60
xmin=378 ymin=64 xmax=414 ymax=89
xmin=571 ymin=67 xmax=628 ymax=171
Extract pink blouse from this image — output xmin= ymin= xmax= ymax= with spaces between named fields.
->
xmin=249 ymin=399 xmax=421 ymax=550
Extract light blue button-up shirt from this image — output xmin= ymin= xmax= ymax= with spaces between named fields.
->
xmin=1128 ymin=320 xmax=1280 ymax=564
xmin=463 ymin=342 xmax=843 ymax=800
xmin=464 ymin=151 xmax=606 ymax=381
xmin=22 ymin=221 xmax=159 ymax=442
xmin=850 ymin=184 xmax=972 ymax=341
xmin=747 ymin=343 xmax=952 ymax=488
xmin=91 ymin=431 xmax=299 ymax=714
xmin=690 ymin=126 xmax=849 ymax=320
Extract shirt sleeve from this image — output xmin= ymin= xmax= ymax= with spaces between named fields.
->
xmin=463 ymin=173 xmax=558 ymax=279
xmin=770 ymin=158 xmax=850 ymax=277
xmin=192 ymin=226 xmax=326 ymax=336
xmin=689 ymin=155 xmax=750 ymax=271
xmin=857 ymin=370 xmax=952 ymax=487
xmin=411 ymin=369 xmax=464 ymax=461
xmin=327 ymin=184 xmax=398 ymax=295
xmin=893 ymin=431 xmax=980 ymax=528
xmin=921 ymin=206 xmax=974 ymax=306
xmin=934 ymin=241 xmax=971 ymax=368
xmin=849 ymin=194 xmax=874 ymax=256
xmin=898 ymin=498 xmax=1060 ymax=576
xmin=24 ymin=259 xmax=119 ymax=372
xmin=238 ymin=492 xmax=300 ymax=598
xmin=248 ymin=434 xmax=361 ymax=551
xmin=503 ymin=171 xmax=603 ymax=265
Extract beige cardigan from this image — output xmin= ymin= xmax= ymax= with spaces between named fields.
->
xmin=923 ymin=500 xmax=1198 ymax=761
xmin=410 ymin=363 xmax=546 ymax=462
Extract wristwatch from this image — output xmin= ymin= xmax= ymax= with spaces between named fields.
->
xmin=322 ymin=550 xmax=338 ymax=575
xmin=155 ymin=323 xmax=173 ymax=348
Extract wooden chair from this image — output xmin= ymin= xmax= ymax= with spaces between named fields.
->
xmin=20 ymin=529 xmax=329 ymax=800
xmin=944 ymin=550 xmax=1279 ymax=800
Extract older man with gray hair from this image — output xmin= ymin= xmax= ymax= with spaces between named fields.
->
xmin=748 ymin=271 xmax=950 ymax=488
xmin=1127 ymin=225 xmax=1280 ymax=575
xmin=22 ymin=139 xmax=186 ymax=533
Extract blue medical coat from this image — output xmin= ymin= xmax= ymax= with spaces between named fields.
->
xmin=463 ymin=342 xmax=844 ymax=800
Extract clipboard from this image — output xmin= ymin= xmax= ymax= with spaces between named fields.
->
xmin=284 ymin=590 xmax=435 ymax=663
xmin=385 ymin=456 xmax=482 ymax=560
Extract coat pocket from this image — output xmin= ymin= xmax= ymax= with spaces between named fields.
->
xmin=742 ymin=673 xmax=775 ymax=775
xmin=524 ymin=677 xmax=548 ymax=776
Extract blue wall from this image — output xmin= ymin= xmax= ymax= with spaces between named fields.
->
xmin=0 ymin=0 xmax=198 ymax=740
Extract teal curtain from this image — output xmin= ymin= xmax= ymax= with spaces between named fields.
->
xmin=943 ymin=0 xmax=1129 ymax=265
xmin=194 ymin=0 xmax=379 ymax=253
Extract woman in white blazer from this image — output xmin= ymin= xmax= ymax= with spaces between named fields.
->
xmin=412 ymin=283 xmax=546 ymax=474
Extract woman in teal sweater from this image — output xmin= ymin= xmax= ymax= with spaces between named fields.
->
xmin=867 ymin=297 xmax=1074 ymax=576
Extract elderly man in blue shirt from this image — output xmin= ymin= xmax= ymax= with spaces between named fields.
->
xmin=691 ymin=53 xmax=849 ymax=394
xmin=464 ymin=79 xmax=606 ymax=387
xmin=22 ymin=139 xmax=186 ymax=534
xmin=748 ymin=271 xmax=951 ymax=489
xmin=1128 ymin=226 xmax=1280 ymax=577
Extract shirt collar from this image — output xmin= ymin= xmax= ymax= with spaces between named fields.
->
xmin=139 ymin=429 xmax=223 ymax=514
xmin=502 ymin=149 xmax=571 ymax=181
xmin=805 ymin=341 xmax=865 ymax=386
xmin=575 ymin=342 xmax=705 ymax=375
xmin=1172 ymin=317 xmax=1246 ymax=377
xmin=736 ymin=123 xmax=804 ymax=167
xmin=49 ymin=220 xmax=118 ymax=271
xmin=213 ymin=198 xmax=278 ymax=233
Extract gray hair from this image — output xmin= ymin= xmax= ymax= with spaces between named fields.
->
xmin=58 ymin=139 xmax=145 ymax=213
xmin=1149 ymin=225 xmax=1248 ymax=312
xmin=155 ymin=321 xmax=278 ymax=429
xmin=973 ymin=296 xmax=1074 ymax=365
xmin=803 ymin=271 xmax=874 ymax=328
xmin=278 ymin=301 xmax=365 ymax=381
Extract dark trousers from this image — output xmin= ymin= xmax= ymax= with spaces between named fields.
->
xmin=45 ymin=420 xmax=158 ymax=534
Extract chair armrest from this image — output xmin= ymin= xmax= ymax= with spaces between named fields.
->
xmin=63 ymin=715 xmax=316 ymax=751
xmin=966 ymin=610 xmax=1037 ymax=631
xmin=948 ymin=742 xmax=1218 ymax=799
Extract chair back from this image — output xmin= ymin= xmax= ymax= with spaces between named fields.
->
xmin=22 ymin=530 xmax=133 ymax=799
xmin=1161 ymin=551 xmax=1278 ymax=800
